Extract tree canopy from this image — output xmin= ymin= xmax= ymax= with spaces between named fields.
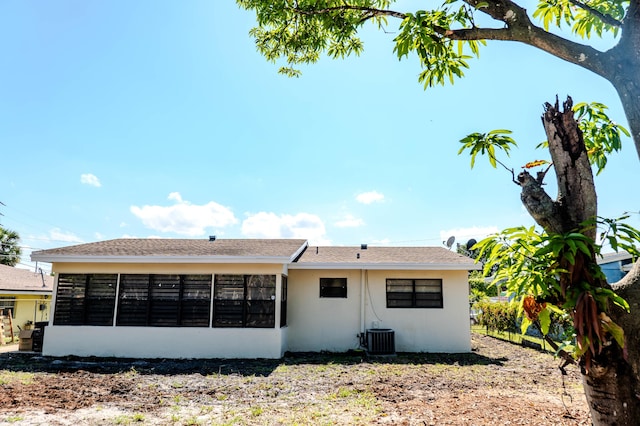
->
xmin=0 ymin=226 xmax=21 ymax=267
xmin=238 ymin=1 xmax=640 ymax=424
xmin=238 ymin=0 xmax=640 ymax=159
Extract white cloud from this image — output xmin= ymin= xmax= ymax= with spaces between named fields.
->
xmin=439 ymin=226 xmax=499 ymax=247
xmin=356 ymin=191 xmax=384 ymax=204
xmin=242 ymin=212 xmax=330 ymax=245
xmin=168 ymin=192 xmax=183 ymax=203
xmin=80 ymin=173 xmax=101 ymax=187
xmin=334 ymin=214 xmax=365 ymax=228
xmin=130 ymin=192 xmax=238 ymax=236
xmin=48 ymin=228 xmax=84 ymax=243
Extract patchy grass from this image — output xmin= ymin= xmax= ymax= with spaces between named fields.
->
xmin=0 ymin=334 xmax=589 ymax=425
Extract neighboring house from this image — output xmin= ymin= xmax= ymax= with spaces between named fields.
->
xmin=598 ymin=252 xmax=635 ymax=283
xmin=31 ymin=238 xmax=479 ymax=359
xmin=0 ymin=264 xmax=53 ymax=334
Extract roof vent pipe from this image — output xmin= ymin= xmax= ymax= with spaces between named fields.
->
xmin=209 ymin=236 xmax=216 ymax=241
xmin=361 ymin=244 xmax=368 ymax=250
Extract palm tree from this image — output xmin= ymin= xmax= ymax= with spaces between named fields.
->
xmin=0 ymin=227 xmax=21 ymax=267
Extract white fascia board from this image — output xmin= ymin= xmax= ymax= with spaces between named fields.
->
xmin=30 ymin=255 xmax=295 ymax=264
xmin=289 ymin=241 xmax=309 ymax=262
xmin=0 ymin=290 xmax=52 ymax=296
xmin=288 ymin=262 xmax=482 ymax=271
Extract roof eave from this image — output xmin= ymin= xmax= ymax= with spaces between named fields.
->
xmin=288 ymin=262 xmax=482 ymax=270
xmin=30 ymin=255 xmax=297 ymax=264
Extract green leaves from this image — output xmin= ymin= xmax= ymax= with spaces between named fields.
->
xmin=458 ymin=129 xmax=516 ymax=168
xmin=533 ymin=0 xmax=627 ymax=39
xmin=241 ymin=0 xmax=381 ymax=75
xmin=574 ymin=102 xmax=629 ymax=174
xmin=395 ymin=9 xmax=483 ymax=88
xmin=537 ymin=101 xmax=628 ymax=175
xmin=239 ymin=1 xmax=485 ymax=87
xmin=472 ymin=218 xmax=637 ymax=361
xmin=593 ymin=215 xmax=640 ymax=258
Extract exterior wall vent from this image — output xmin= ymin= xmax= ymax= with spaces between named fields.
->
xmin=366 ymin=329 xmax=395 ymax=355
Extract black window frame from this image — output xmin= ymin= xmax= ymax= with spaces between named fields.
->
xmin=386 ymin=278 xmax=443 ymax=308
xmin=213 ymin=274 xmax=276 ymax=328
xmin=0 ymin=297 xmax=16 ymax=318
xmin=319 ymin=277 xmax=347 ymax=298
xmin=54 ymin=274 xmax=118 ymax=326
xmin=116 ymin=274 xmax=211 ymax=327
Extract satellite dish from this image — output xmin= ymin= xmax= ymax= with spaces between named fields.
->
xmin=445 ymin=236 xmax=455 ymax=249
xmin=466 ymin=238 xmax=477 ymax=250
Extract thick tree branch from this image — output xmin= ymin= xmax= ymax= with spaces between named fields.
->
xmin=451 ymin=0 xmax=612 ymax=79
xmin=517 ymin=171 xmax=564 ymax=234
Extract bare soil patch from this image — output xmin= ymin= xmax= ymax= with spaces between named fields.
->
xmin=0 ymin=333 xmax=589 ymax=425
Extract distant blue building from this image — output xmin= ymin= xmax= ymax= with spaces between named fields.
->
xmin=598 ymin=252 xmax=635 ymax=283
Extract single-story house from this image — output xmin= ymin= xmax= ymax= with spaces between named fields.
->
xmin=0 ymin=264 xmax=53 ymax=334
xmin=30 ymin=238 xmax=480 ymax=359
xmin=598 ymin=251 xmax=635 ymax=283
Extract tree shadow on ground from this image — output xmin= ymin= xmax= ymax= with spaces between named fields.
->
xmin=0 ymin=349 xmax=506 ymax=377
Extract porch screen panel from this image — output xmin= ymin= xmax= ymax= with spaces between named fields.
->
xmin=149 ymin=274 xmax=181 ymax=326
xmin=214 ymin=274 xmax=244 ymax=327
xmin=84 ymin=274 xmax=118 ymax=325
xmin=181 ymin=275 xmax=211 ymax=327
xmin=246 ymin=275 xmax=275 ymax=328
xmin=54 ymin=274 xmax=87 ymax=325
xmin=117 ymin=274 xmax=150 ymax=326
xmin=280 ymin=275 xmax=287 ymax=328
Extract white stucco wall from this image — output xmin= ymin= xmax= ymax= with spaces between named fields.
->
xmin=364 ymin=270 xmax=471 ymax=353
xmin=45 ymin=262 xmax=471 ymax=357
xmin=46 ymin=262 xmax=287 ymax=359
xmin=286 ymin=269 xmax=362 ymax=352
xmin=287 ymin=268 xmax=471 ymax=353
xmin=42 ymin=326 xmax=285 ymax=358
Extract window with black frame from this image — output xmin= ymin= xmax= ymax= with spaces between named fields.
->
xmin=213 ymin=274 xmax=276 ymax=328
xmin=319 ymin=277 xmax=347 ymax=298
xmin=386 ymin=278 xmax=443 ymax=308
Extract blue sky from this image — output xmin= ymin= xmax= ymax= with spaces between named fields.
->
xmin=2 ymin=1 xmax=638 ymax=272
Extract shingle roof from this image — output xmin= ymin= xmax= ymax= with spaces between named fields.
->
xmin=31 ymin=238 xmax=308 ymax=263
xmin=0 ymin=264 xmax=54 ymax=293
xmin=291 ymin=246 xmax=480 ymax=270
xmin=30 ymin=239 xmax=480 ymax=270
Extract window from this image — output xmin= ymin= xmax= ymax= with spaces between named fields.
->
xmin=280 ymin=275 xmax=287 ymax=328
xmin=214 ymin=274 xmax=275 ymax=328
xmin=0 ymin=297 xmax=16 ymax=318
xmin=320 ymin=278 xmax=347 ymax=298
xmin=386 ymin=278 xmax=443 ymax=308
xmin=54 ymin=274 xmax=118 ymax=325
xmin=117 ymin=274 xmax=211 ymax=327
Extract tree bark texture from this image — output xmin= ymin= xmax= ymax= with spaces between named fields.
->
xmin=520 ymin=98 xmax=640 ymax=425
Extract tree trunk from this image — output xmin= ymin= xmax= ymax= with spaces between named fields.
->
xmin=611 ymin=73 xmax=640 ymax=162
xmin=521 ymin=98 xmax=640 ymax=425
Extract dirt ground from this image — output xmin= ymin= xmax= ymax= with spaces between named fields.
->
xmin=0 ymin=333 xmax=590 ymax=425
